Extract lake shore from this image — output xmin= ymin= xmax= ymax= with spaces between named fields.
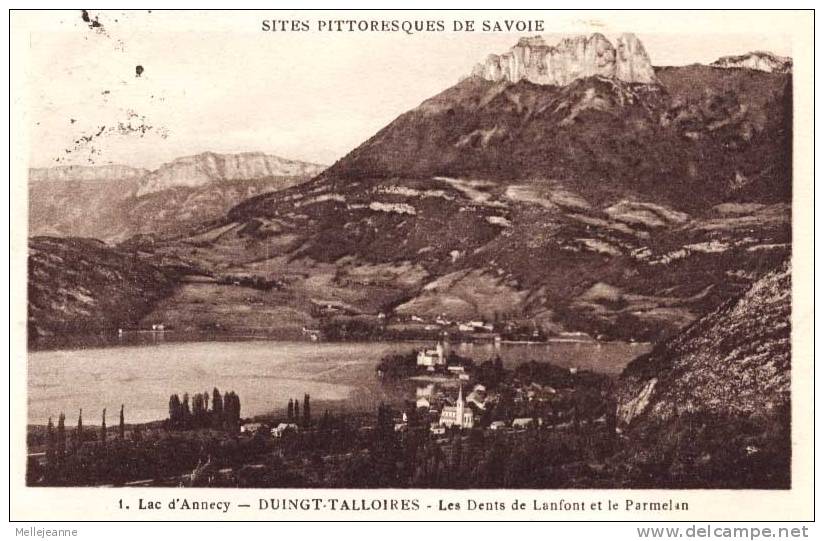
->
xmin=28 ymin=338 xmax=650 ymax=426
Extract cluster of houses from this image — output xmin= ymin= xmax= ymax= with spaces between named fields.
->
xmin=410 ymin=340 xmax=585 ymax=435
xmin=240 ymin=421 xmax=300 ymax=438
xmin=408 ymin=314 xmax=496 ymax=334
xmin=405 ymin=315 xmax=550 ymax=343
xmin=407 ymin=382 xmax=542 ymax=436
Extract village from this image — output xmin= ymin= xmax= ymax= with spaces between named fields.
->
xmin=382 ymin=340 xmax=611 ymax=436
xmin=240 ymin=339 xmax=611 ymax=442
xmin=27 ymin=340 xmax=615 ymax=488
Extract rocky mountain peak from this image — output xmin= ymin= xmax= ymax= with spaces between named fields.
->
xmin=471 ymin=33 xmax=658 ymax=86
xmin=711 ymin=51 xmax=792 ymax=73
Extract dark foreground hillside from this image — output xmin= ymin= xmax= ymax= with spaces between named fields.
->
xmin=613 ymin=260 xmax=791 ymax=487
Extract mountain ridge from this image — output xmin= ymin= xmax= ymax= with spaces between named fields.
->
xmin=136 ymin=151 xmax=326 ymax=197
xmin=28 ymin=36 xmax=794 ymax=345
xmin=141 ymin=55 xmax=791 ymax=342
xmin=28 ymin=151 xmax=327 ymax=242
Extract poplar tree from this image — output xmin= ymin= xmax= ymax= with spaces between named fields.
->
xmin=223 ymin=391 xmax=241 ymax=432
xmin=169 ymin=394 xmax=182 ymax=429
xmin=451 ymin=434 xmax=463 ymax=485
xmin=287 ymin=399 xmax=294 ymax=421
xmin=100 ymin=408 xmax=107 ymax=444
xmin=182 ymin=393 xmax=192 ymax=428
xmin=212 ymin=388 xmax=223 ymax=428
xmin=303 ymin=394 xmax=311 ymax=426
xmin=75 ymin=409 xmax=84 ymax=450
xmin=119 ymin=404 xmax=125 ymax=440
xmin=46 ymin=417 xmax=56 ymax=467
xmin=223 ymin=391 xmax=232 ymax=429
xmin=56 ymin=413 xmax=66 ymax=463
xmin=192 ymin=393 xmax=206 ymax=427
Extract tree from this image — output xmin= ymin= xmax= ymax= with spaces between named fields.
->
xmin=482 ymin=437 xmax=509 ymax=488
xmin=287 ymin=399 xmax=294 ymax=422
xmin=169 ymin=394 xmax=182 ymax=429
xmin=303 ymin=394 xmax=311 ymax=426
xmin=223 ymin=391 xmax=241 ymax=433
xmin=494 ymin=355 xmax=504 ymax=382
xmin=46 ymin=417 xmax=56 ymax=468
xmin=192 ymin=393 xmax=206 ymax=427
xmin=75 ymin=409 xmax=83 ymax=451
xmin=223 ymin=392 xmax=231 ymax=429
xmin=181 ymin=393 xmax=192 ymax=427
xmin=605 ymin=393 xmax=617 ymax=451
xmin=100 ymin=408 xmax=107 ymax=444
xmin=56 ymin=413 xmax=66 ymax=464
xmin=294 ymin=399 xmax=300 ymax=421
xmin=405 ymin=402 xmax=420 ymax=428
xmin=451 ymin=434 xmax=464 ymax=486
xmin=320 ymin=409 xmax=332 ymax=430
xmin=119 ymin=404 xmax=125 ymax=440
xmin=371 ymin=403 xmax=399 ymax=486
xmin=212 ymin=388 xmax=223 ymax=428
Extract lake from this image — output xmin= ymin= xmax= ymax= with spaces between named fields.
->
xmin=27 ymin=336 xmax=650 ymax=425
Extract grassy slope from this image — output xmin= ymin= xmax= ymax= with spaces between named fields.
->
xmin=27 ymin=237 xmax=179 ymax=339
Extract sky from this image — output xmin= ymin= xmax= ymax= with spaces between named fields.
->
xmin=16 ymin=10 xmax=794 ymax=170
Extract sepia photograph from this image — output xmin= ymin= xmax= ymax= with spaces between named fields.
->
xmin=8 ymin=8 xmax=814 ymax=522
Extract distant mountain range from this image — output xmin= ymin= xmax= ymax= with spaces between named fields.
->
xmin=28 ymin=152 xmax=326 ymax=242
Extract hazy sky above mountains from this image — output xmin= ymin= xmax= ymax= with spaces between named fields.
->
xmin=18 ymin=10 xmax=793 ymax=169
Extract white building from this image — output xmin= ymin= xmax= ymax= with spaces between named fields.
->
xmin=416 ymin=396 xmax=431 ymax=410
xmin=271 ymin=423 xmax=299 ymax=438
xmin=241 ymin=422 xmax=264 ymax=434
xmin=438 ymin=386 xmax=475 ymax=429
xmin=512 ymin=418 xmax=538 ymax=430
xmin=417 ymin=342 xmax=445 ymax=369
xmin=466 ymin=389 xmax=487 ymax=410
xmin=459 ymin=321 xmax=493 ymax=332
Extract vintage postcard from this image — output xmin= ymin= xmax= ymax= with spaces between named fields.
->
xmin=8 ymin=9 xmax=814 ymax=521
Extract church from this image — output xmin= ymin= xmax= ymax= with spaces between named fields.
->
xmin=438 ymin=386 xmax=475 ymax=429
